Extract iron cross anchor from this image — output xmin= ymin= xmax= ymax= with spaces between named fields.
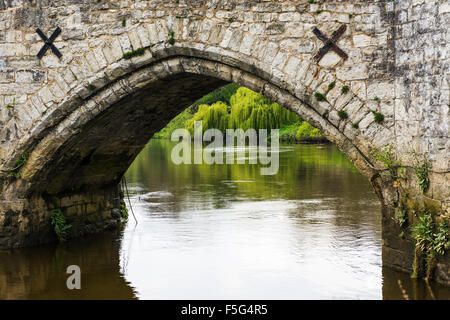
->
xmin=36 ymin=27 xmax=62 ymax=59
xmin=312 ymin=25 xmax=348 ymax=63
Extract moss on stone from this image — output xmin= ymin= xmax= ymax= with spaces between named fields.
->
xmin=123 ymin=47 xmax=146 ymax=59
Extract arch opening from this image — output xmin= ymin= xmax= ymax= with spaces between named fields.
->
xmin=0 ymin=55 xmax=385 ymax=250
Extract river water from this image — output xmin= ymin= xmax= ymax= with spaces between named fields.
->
xmin=0 ymin=139 xmax=448 ymax=299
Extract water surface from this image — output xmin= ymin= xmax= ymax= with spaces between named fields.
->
xmin=0 ymin=140 xmax=448 ymax=299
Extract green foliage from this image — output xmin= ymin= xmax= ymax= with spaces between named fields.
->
xmin=371 ymin=144 xmax=401 ymax=180
xmin=412 ymin=152 xmax=431 ymax=194
xmin=228 ymin=87 xmax=299 ymax=132
xmin=122 ymin=19 xmax=126 ymax=27
xmin=393 ymin=209 xmax=407 ymax=228
xmin=348 ymin=14 xmax=353 ymax=18
xmin=337 ymin=110 xmax=348 ymax=120
xmin=191 ymin=83 xmax=239 ymax=112
xmin=296 ymin=121 xmax=323 ymax=140
xmin=352 ymin=122 xmax=359 ymax=129
xmin=314 ymin=91 xmax=327 ymax=102
xmin=154 ymin=84 xmax=325 ymax=142
xmin=373 ymin=96 xmax=380 ymax=101
xmin=411 ymin=211 xmax=449 ymax=278
xmin=50 ymin=209 xmax=72 ymax=242
xmin=185 ymin=87 xmax=301 ymax=135
xmin=431 ymin=222 xmax=450 ymax=257
xmin=328 ymin=81 xmax=336 ymax=90
xmin=186 ymin=102 xmax=230 ymax=134
xmin=316 ymin=9 xmax=322 ymax=14
xmin=6 ymin=153 xmax=28 ymax=179
xmin=279 ymin=124 xmax=300 ymax=142
xmin=120 ymin=204 xmax=129 ymax=220
xmin=308 ymin=0 xmax=315 ymax=3
xmin=168 ymin=30 xmax=175 ymax=45
xmin=123 ymin=47 xmax=145 ymax=59
xmin=154 ymin=84 xmax=240 ymax=139
xmin=372 ymin=111 xmax=384 ymax=124
xmin=341 ymin=85 xmax=349 ymax=94
xmin=228 ymin=18 xmax=233 ymax=23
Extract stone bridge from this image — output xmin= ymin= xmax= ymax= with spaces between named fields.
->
xmin=0 ymin=1 xmax=448 ymax=284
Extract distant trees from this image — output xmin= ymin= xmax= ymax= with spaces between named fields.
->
xmin=155 ymin=84 xmax=325 ymax=143
xmin=185 ymin=87 xmax=300 ymax=135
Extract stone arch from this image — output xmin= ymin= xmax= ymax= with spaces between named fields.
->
xmin=2 ymin=50 xmax=385 ymax=198
xmin=0 ymin=46 xmax=390 ymax=249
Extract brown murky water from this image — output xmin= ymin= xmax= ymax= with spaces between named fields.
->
xmin=0 ymin=140 xmax=448 ymax=299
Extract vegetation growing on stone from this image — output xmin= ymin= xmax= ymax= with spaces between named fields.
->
xmin=6 ymin=153 xmax=28 ymax=179
xmin=412 ymin=211 xmax=449 ymax=279
xmin=341 ymin=85 xmax=349 ymax=94
xmin=352 ymin=122 xmax=359 ymax=129
xmin=168 ymin=30 xmax=175 ymax=45
xmin=328 ymin=81 xmax=336 ymax=90
xmin=122 ymin=19 xmax=126 ymax=27
xmin=393 ymin=208 xmax=407 ymax=228
xmin=123 ymin=47 xmax=146 ymax=59
xmin=50 ymin=209 xmax=72 ymax=242
xmin=314 ymin=91 xmax=327 ymax=102
xmin=337 ymin=110 xmax=348 ymax=120
xmin=371 ymin=144 xmax=402 ymax=180
xmin=412 ymin=151 xmax=431 ymax=194
xmin=372 ymin=111 xmax=384 ymax=124
xmin=120 ymin=204 xmax=129 ymax=220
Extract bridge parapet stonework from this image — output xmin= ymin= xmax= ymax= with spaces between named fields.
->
xmin=0 ymin=1 xmax=448 ymax=284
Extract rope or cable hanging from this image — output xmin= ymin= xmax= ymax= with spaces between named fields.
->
xmin=122 ymin=176 xmax=138 ymax=225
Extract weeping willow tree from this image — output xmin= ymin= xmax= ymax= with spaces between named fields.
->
xmin=186 ymin=87 xmax=300 ymax=135
xmin=185 ymin=102 xmax=230 ymax=134
xmin=228 ymin=87 xmax=299 ymax=131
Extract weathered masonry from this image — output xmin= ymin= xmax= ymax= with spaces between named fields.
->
xmin=0 ymin=1 xmax=448 ymax=285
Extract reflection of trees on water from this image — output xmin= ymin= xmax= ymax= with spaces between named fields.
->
xmin=126 ymin=140 xmax=376 ymax=212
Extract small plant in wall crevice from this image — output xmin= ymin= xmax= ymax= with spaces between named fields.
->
xmin=120 ymin=203 xmax=129 ymax=220
xmin=393 ymin=208 xmax=407 ymax=228
xmin=50 ymin=209 xmax=72 ymax=242
xmin=372 ymin=110 xmax=384 ymax=124
xmin=371 ymin=144 xmax=402 ymax=180
xmin=6 ymin=153 xmax=28 ymax=179
xmin=314 ymin=91 xmax=327 ymax=102
xmin=168 ymin=30 xmax=175 ymax=45
xmin=341 ymin=85 xmax=349 ymax=94
xmin=411 ymin=151 xmax=431 ymax=194
xmin=123 ymin=47 xmax=146 ymax=59
xmin=337 ymin=110 xmax=348 ymax=120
